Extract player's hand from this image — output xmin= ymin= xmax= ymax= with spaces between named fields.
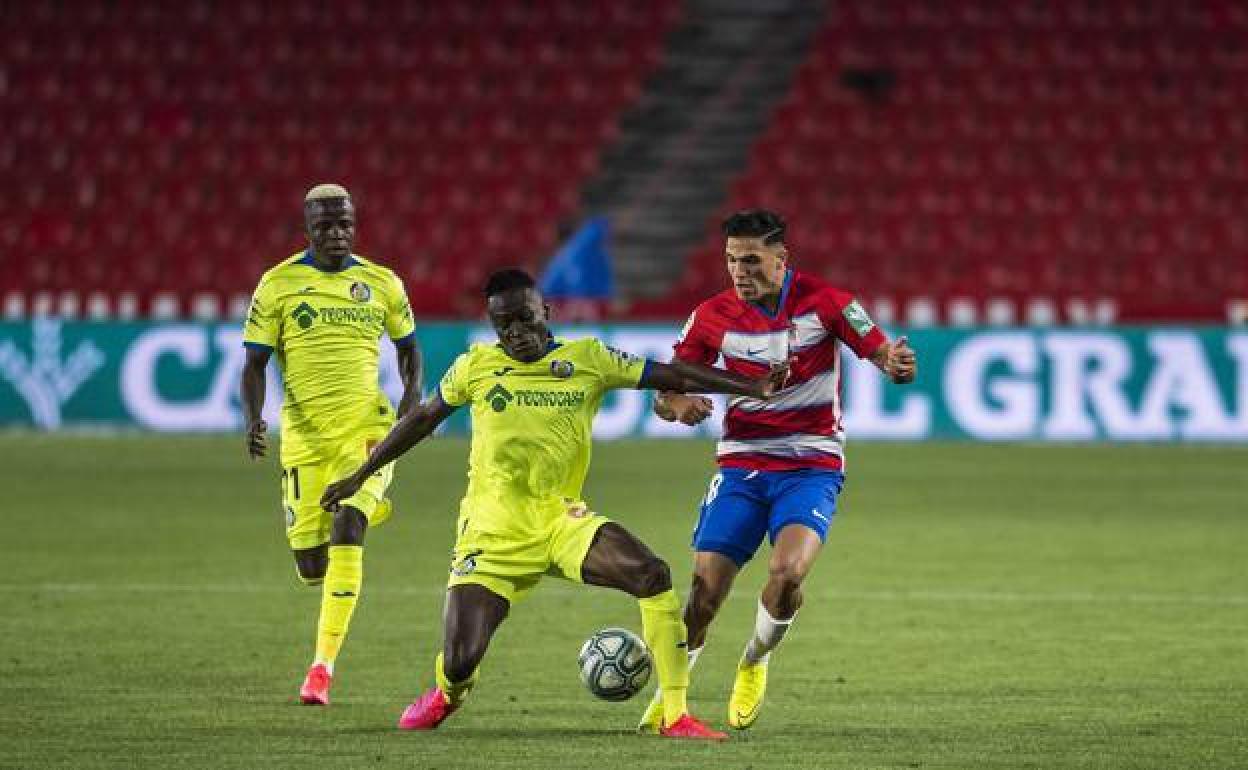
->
xmin=321 ymin=473 xmax=363 ymax=512
xmin=661 ymin=393 xmax=714 ymax=426
xmin=246 ymin=419 xmax=268 ymax=459
xmin=758 ymin=362 xmax=790 ymax=398
xmin=887 ymin=336 xmax=917 ymax=384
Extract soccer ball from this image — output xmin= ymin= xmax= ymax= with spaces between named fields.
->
xmin=577 ymin=627 xmax=652 ymax=701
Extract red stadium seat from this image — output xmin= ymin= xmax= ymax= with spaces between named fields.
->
xmin=659 ymin=0 xmax=1247 ymax=323
xmin=6 ymin=0 xmax=678 ymax=316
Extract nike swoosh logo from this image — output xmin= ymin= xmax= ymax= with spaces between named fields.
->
xmin=331 ymin=591 xmax=357 ymax=598
xmin=744 ymin=347 xmax=768 ymax=357
xmin=493 ymin=367 xmax=515 ymax=376
xmin=810 ymin=508 xmax=830 ymax=524
xmin=734 ymin=701 xmax=762 ymax=726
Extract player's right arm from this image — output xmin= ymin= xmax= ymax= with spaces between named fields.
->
xmin=322 ymin=351 xmax=472 ymax=510
xmin=240 ymin=275 xmax=280 ymax=459
xmin=240 ymin=346 xmax=271 ymax=458
xmin=320 ymin=394 xmax=457 ymax=510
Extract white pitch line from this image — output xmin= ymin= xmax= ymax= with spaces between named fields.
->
xmin=2 ymin=583 xmax=1246 ymax=606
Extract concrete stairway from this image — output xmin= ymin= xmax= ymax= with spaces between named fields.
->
xmin=581 ymin=0 xmax=826 ymax=300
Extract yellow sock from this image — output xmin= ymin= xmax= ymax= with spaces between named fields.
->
xmin=435 ymin=651 xmax=479 ymax=707
xmin=314 ymin=545 xmax=363 ymax=667
xmin=638 ymin=589 xmax=690 ymax=726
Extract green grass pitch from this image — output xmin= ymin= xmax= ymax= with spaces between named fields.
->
xmin=2 ymin=436 xmax=1245 ymax=769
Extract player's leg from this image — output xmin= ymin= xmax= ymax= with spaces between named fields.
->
xmin=729 ymin=470 xmax=843 ymax=729
xmin=639 ymin=470 xmax=767 ymax=733
xmin=304 ymin=450 xmax=395 ymax=704
xmin=292 ymin=544 xmax=328 ymax=585
xmin=400 ymin=583 xmax=510 ymax=730
xmin=309 ymin=504 xmax=368 ymax=678
xmin=284 ymin=467 xmax=329 ymax=585
xmin=576 ymin=521 xmax=724 ymax=740
xmin=281 ymin=464 xmax=340 ymax=703
xmin=686 ymin=550 xmax=741 ymax=651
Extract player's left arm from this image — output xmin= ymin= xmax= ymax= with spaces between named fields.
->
xmin=393 ymin=338 xmax=423 ymax=417
xmin=823 ymin=291 xmax=917 ymax=385
xmin=321 ymin=394 xmax=457 ymax=510
xmin=384 ymin=270 xmax=422 ymax=416
xmin=869 ymin=336 xmax=917 ymax=384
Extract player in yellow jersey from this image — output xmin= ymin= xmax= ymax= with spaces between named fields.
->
xmin=239 ymin=184 xmax=422 ymax=706
xmin=321 ymin=268 xmax=786 ymax=740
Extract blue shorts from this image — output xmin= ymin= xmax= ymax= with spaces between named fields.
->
xmin=691 ymin=468 xmax=845 ymax=567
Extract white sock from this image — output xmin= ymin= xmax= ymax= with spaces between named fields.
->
xmin=650 ymin=646 xmax=701 ymax=707
xmin=743 ymin=600 xmax=794 ymax=665
xmin=687 ymin=645 xmax=703 ymax=669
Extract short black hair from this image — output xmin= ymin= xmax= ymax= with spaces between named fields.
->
xmin=484 ymin=268 xmax=536 ymax=297
xmin=721 ymin=208 xmax=786 ymax=245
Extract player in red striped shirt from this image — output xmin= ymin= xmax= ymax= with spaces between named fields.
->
xmin=638 ymin=209 xmax=917 ymax=732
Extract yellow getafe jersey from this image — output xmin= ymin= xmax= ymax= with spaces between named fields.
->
xmin=439 ymin=337 xmax=649 ymax=538
xmin=243 ymin=250 xmax=416 ymax=466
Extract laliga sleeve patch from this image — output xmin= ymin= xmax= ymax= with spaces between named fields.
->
xmin=842 ymin=300 xmax=876 ymax=336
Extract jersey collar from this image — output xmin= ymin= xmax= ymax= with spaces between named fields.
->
xmin=298 ymin=248 xmax=358 ymax=273
xmin=750 ymin=268 xmax=792 ymax=320
xmin=496 ymin=335 xmax=563 ymax=362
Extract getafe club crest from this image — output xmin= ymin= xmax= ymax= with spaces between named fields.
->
xmin=550 ymin=359 xmax=575 ymax=379
xmin=350 ymin=282 xmax=371 ymax=303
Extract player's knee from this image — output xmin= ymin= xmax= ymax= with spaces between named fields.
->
xmin=690 ymin=571 xmax=730 ymax=610
xmin=330 ymin=507 xmax=367 ymax=545
xmin=293 ymin=550 xmax=327 ymax=584
xmin=634 ymin=557 xmax=672 ymax=598
xmin=766 ymin=560 xmax=805 ymax=596
xmin=688 ymin=578 xmax=726 ymax=620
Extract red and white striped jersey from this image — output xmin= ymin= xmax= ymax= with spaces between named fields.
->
xmin=673 ymin=269 xmax=887 ymax=472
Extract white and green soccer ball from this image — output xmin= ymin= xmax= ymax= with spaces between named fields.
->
xmin=577 ymin=627 xmax=652 ymax=701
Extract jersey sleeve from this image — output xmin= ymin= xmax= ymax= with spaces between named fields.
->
xmin=820 ymin=291 xmax=887 ymax=359
xmin=437 ymin=352 xmax=473 ymax=407
xmin=242 ymin=276 xmax=280 ymax=351
xmin=585 ymin=339 xmax=650 ymax=390
xmin=671 ymin=307 xmax=719 ymax=365
xmin=383 ymin=271 xmax=417 ymax=343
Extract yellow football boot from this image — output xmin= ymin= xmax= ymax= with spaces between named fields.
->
xmin=728 ymin=659 xmax=768 ymax=729
xmin=637 ymin=690 xmax=664 ymax=734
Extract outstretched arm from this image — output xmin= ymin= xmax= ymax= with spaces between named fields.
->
xmin=240 ymin=346 xmax=271 ymax=459
xmin=321 ymin=394 xmax=457 ymax=510
xmin=640 ymin=359 xmax=786 ymax=399
xmin=394 ymin=337 xmax=423 ymax=417
xmin=869 ymin=336 xmax=917 ymax=384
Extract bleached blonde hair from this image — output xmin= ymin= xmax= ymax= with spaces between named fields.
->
xmin=304 ymin=183 xmax=351 ymax=202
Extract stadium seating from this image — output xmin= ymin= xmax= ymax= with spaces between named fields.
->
xmin=2 ymin=0 xmax=678 ymax=318
xmin=7 ymin=1 xmax=1246 ymax=323
xmin=654 ymin=0 xmax=1248 ymax=324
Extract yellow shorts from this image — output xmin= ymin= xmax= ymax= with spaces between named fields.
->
xmin=447 ymin=508 xmax=611 ymax=603
xmin=281 ymin=441 xmax=394 ymax=550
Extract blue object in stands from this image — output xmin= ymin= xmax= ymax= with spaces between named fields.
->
xmin=539 ymin=217 xmax=615 ymax=300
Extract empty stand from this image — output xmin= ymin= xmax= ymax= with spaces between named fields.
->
xmin=3 ymin=0 xmax=678 ymax=317
xmin=647 ymin=0 xmax=1248 ymax=323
